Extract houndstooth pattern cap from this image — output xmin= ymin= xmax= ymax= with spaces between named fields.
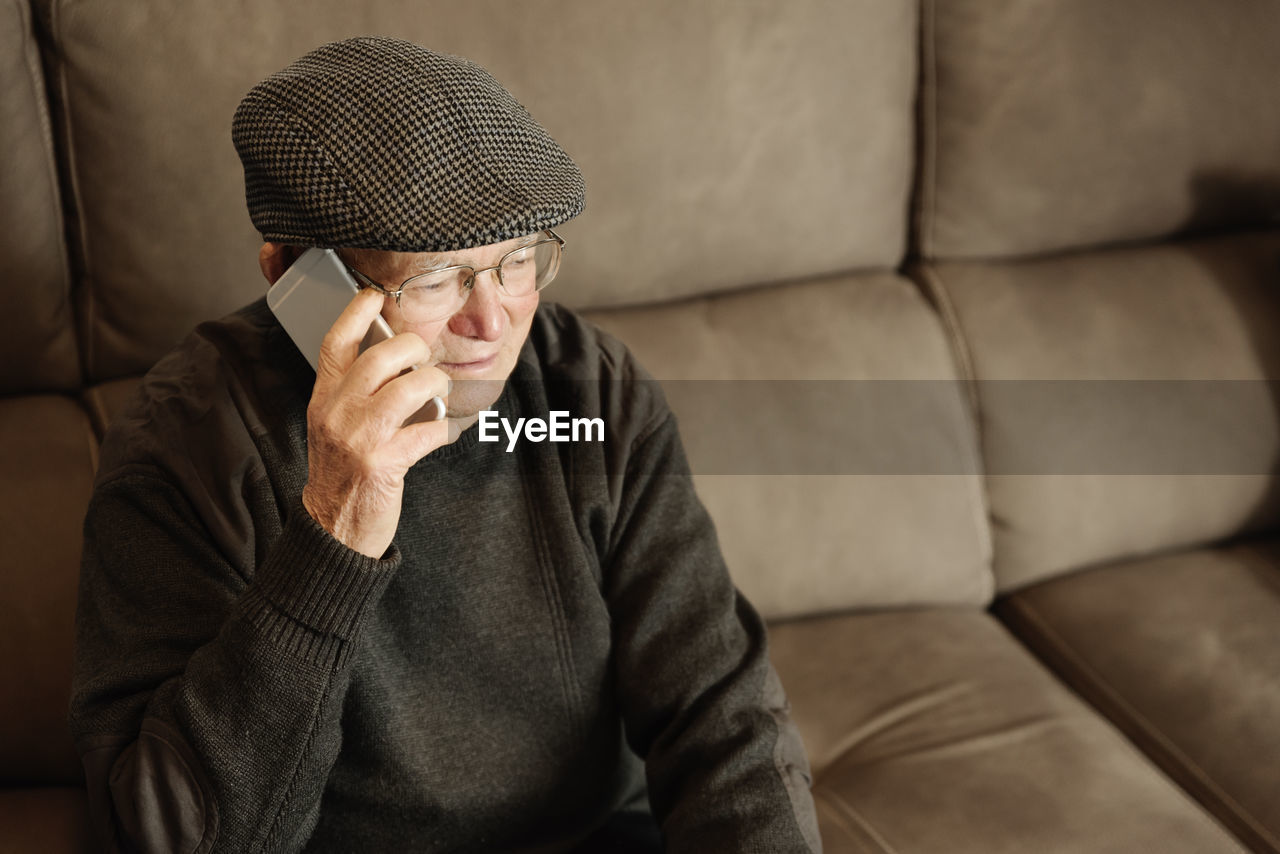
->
xmin=232 ymin=37 xmax=585 ymax=252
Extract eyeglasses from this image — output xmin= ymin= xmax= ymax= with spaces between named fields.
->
xmin=344 ymin=230 xmax=565 ymax=323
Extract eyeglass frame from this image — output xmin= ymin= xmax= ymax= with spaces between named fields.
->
xmin=342 ymin=229 xmax=565 ymax=320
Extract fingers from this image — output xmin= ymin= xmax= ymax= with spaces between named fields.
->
xmin=423 ymin=396 xmax=447 ymax=422
xmin=302 ymin=291 xmax=451 ymax=558
xmin=340 ymin=332 xmax=432 ymax=398
xmin=372 ymin=363 xmax=451 ymax=427
xmin=315 ymin=289 xmax=387 ymax=385
xmin=387 ymin=416 xmax=452 ymax=471
xmin=348 ymin=365 xmax=451 ymax=473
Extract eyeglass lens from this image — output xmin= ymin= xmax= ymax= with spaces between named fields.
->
xmin=397 ymin=238 xmax=561 ymax=322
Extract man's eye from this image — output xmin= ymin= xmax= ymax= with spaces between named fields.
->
xmin=406 ymin=277 xmax=448 ymax=294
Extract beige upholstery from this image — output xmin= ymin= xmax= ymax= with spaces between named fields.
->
xmin=0 ymin=787 xmax=92 ymax=854
xmin=771 ymin=610 xmax=1247 ymax=853
xmin=0 ymin=0 xmax=79 ymax=392
xmin=40 ymin=0 xmax=918 ymax=382
xmin=0 ymin=396 xmax=96 ymax=785
xmin=81 ymin=376 xmax=142 ymax=439
xmin=918 ymin=0 xmax=1280 ymax=260
xmin=587 ymin=272 xmax=993 ymax=619
xmin=928 ymin=232 xmax=1280 ymax=588
xmin=998 ymin=544 xmax=1280 ymax=853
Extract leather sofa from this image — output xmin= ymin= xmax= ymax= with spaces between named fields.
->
xmin=3 ymin=0 xmax=1278 ymax=851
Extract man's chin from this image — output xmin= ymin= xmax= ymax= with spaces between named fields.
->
xmin=444 ymin=378 xmax=507 ymax=421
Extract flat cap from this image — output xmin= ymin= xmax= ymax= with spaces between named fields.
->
xmin=232 ymin=37 xmax=585 ymax=252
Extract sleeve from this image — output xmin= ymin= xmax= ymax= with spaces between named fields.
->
xmin=69 ymin=471 xmax=398 ymax=853
xmin=603 ymin=413 xmax=823 ymax=853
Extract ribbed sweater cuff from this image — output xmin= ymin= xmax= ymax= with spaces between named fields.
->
xmin=238 ymin=504 xmax=400 ymax=664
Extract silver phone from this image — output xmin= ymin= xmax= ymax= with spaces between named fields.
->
xmin=267 ymin=248 xmax=446 ymax=421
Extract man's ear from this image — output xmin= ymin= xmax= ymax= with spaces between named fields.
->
xmin=259 ymin=242 xmax=303 ymax=286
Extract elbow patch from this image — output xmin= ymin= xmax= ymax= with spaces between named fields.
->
xmin=107 ymin=719 xmax=218 ymax=853
xmin=764 ymin=664 xmax=823 ymax=853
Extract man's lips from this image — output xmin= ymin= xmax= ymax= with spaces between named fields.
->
xmin=437 ymin=353 xmax=498 ymax=371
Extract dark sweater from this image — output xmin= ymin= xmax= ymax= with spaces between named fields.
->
xmin=70 ymin=298 xmax=821 ymax=853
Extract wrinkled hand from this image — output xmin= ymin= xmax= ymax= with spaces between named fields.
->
xmin=301 ymin=289 xmax=451 ymax=558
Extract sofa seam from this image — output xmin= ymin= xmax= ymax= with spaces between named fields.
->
xmin=910 ymin=261 xmax=995 ymax=598
xmin=20 ymin=0 xmax=80 ymax=391
xmin=1004 ymin=596 xmax=1279 ymax=850
xmin=45 ymin=0 xmax=97 ymax=383
xmin=812 ymin=729 xmax=883 ymax=793
xmin=813 ymin=787 xmax=898 ymax=854
xmin=77 ymin=392 xmax=100 ymax=474
xmin=912 ymin=264 xmax=979 ymax=416
xmin=921 ymin=0 xmax=939 ymax=259
xmin=79 ymin=383 xmax=109 ymax=443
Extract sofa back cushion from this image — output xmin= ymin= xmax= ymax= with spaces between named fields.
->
xmin=38 ymin=0 xmax=919 ymax=382
xmin=933 ymin=233 xmax=1280 ymax=589
xmin=587 ymin=271 xmax=994 ymax=619
xmin=1 ymin=0 xmax=79 ymax=393
xmin=917 ymin=0 xmax=1280 ymax=260
xmin=916 ymin=0 xmax=1280 ymax=588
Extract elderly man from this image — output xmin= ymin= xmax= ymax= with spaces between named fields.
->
xmin=70 ymin=37 xmax=820 ymax=853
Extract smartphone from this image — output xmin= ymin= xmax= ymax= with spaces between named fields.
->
xmin=267 ymin=248 xmax=446 ymax=421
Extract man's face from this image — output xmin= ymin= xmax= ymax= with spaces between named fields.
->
xmin=343 ymin=235 xmax=541 ymax=421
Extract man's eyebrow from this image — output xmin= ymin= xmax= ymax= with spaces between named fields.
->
xmin=404 ymin=234 xmax=543 ymax=276
xmin=407 ymin=254 xmax=455 ymax=274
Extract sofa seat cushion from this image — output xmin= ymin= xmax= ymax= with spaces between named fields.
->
xmin=0 ymin=395 xmax=96 ymax=785
xmin=0 ymin=786 xmax=92 ymax=853
xmin=997 ymin=543 xmax=1280 ymax=854
xmin=768 ymin=608 xmax=1246 ymax=853
xmin=81 ymin=376 xmax=142 ymax=439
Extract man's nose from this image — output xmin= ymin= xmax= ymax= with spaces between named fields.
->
xmin=448 ymin=267 xmax=505 ymax=341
